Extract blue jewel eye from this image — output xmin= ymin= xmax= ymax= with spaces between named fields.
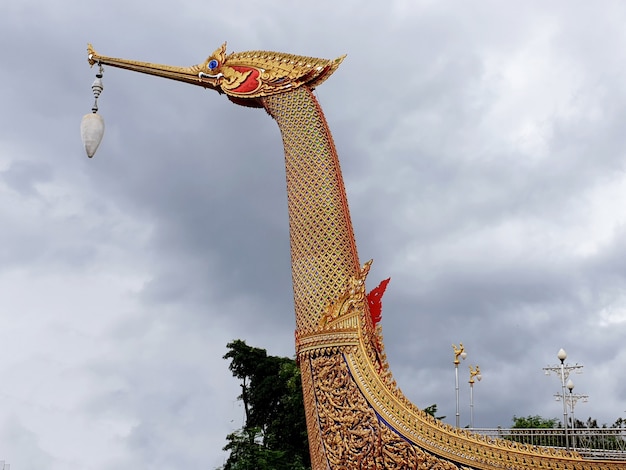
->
xmin=208 ymin=59 xmax=219 ymax=70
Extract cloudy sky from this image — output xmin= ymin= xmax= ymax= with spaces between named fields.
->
xmin=2 ymin=0 xmax=626 ymax=468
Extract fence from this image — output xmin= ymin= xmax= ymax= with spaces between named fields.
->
xmin=472 ymin=428 xmax=626 ymax=460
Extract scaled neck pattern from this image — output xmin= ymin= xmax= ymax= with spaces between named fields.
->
xmin=262 ymin=87 xmax=360 ymax=336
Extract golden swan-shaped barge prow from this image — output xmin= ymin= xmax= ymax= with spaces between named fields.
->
xmin=86 ymin=43 xmax=624 ymax=469
xmin=87 ymin=43 xmax=344 ymax=105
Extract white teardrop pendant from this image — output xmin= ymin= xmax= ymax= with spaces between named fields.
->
xmin=81 ymin=64 xmax=105 ymax=158
xmin=81 ymin=112 xmax=105 ymax=158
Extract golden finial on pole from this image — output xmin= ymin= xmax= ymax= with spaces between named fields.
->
xmin=469 ymin=365 xmax=481 ymax=384
xmin=452 ymin=343 xmax=466 ymax=365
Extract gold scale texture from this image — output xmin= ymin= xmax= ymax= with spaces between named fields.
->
xmin=263 ymin=88 xmax=360 ymax=334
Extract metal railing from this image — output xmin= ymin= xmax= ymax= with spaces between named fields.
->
xmin=471 ymin=428 xmax=626 ymax=460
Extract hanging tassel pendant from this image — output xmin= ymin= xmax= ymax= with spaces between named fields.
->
xmin=81 ymin=65 xmax=105 ymax=158
xmin=80 ymin=113 xmax=105 ymax=158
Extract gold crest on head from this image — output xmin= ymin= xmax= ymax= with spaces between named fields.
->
xmin=195 ymin=43 xmax=345 ymax=99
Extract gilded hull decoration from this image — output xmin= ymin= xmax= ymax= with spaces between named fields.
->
xmin=85 ymin=43 xmax=624 ymax=469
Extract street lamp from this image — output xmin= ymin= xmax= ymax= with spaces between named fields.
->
xmin=452 ymin=343 xmax=467 ymax=428
xmin=558 ymin=348 xmax=569 ymax=450
xmin=469 ymin=365 xmax=482 ymax=429
xmin=567 ymin=379 xmax=575 ymax=430
xmin=555 ymin=379 xmax=588 ymax=450
xmin=542 ymin=348 xmax=584 ymax=451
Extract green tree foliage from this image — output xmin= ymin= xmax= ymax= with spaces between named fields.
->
xmin=221 ymin=427 xmax=305 ymax=470
xmin=423 ymin=403 xmax=446 ymax=420
xmin=218 ymin=340 xmax=310 ymax=470
xmin=507 ymin=415 xmax=562 ymax=447
xmin=511 ymin=415 xmax=560 ymax=429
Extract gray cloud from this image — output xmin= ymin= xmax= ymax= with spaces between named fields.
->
xmin=1 ymin=1 xmax=626 ymax=468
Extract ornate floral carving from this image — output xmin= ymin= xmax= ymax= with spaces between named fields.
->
xmin=309 ymin=353 xmax=464 ymax=470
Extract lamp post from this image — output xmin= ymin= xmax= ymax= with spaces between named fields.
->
xmin=542 ymin=348 xmax=584 ymax=451
xmin=469 ymin=365 xmax=482 ymax=429
xmin=452 ymin=343 xmax=467 ymax=428
xmin=558 ymin=349 xmax=569 ymax=450
xmin=567 ymin=379 xmax=575 ymax=431
xmin=554 ymin=379 xmax=588 ymax=450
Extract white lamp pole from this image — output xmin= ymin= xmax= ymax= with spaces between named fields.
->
xmin=453 ymin=343 xmax=467 ymax=428
xmin=555 ymin=379 xmax=588 ymax=451
xmin=558 ymin=348 xmax=569 ymax=450
xmin=469 ymin=365 xmax=482 ymax=429
xmin=543 ymin=348 xmax=585 ymax=451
